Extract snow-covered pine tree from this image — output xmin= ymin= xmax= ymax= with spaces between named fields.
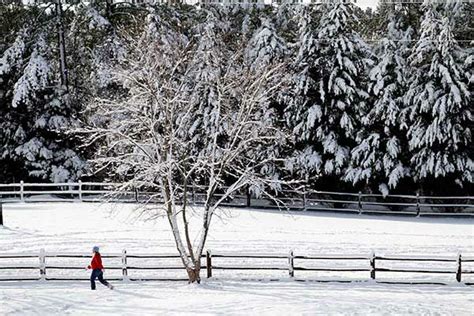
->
xmin=345 ymin=11 xmax=412 ymax=195
xmin=11 ymin=37 xmax=50 ymax=109
xmin=186 ymin=11 xmax=227 ymax=160
xmin=1 ymin=29 xmax=84 ymax=182
xmin=0 ymin=31 xmax=25 ymax=82
xmin=188 ymin=10 xmax=285 ymax=193
xmin=245 ymin=16 xmax=287 ymax=69
xmin=441 ymin=0 xmax=473 ymax=48
xmin=274 ymin=0 xmax=299 ymax=43
xmin=0 ymin=30 xmax=28 ymax=181
xmin=375 ymin=0 xmax=423 ymax=40
xmin=10 ymin=34 xmax=85 ymax=183
xmin=466 ymin=47 xmax=474 ymax=181
xmin=144 ymin=6 xmax=189 ymax=47
xmin=0 ymin=31 xmax=26 ymax=115
xmin=284 ymin=2 xmax=372 ymax=180
xmin=79 ymin=6 xmax=125 ymax=98
xmin=404 ymin=1 xmax=473 ymax=188
xmin=280 ymin=5 xmax=322 ymax=179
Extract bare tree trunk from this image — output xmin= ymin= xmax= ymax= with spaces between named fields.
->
xmin=182 ymin=175 xmax=196 ymax=264
xmin=186 ymin=262 xmax=201 ymax=284
xmin=55 ymin=0 xmax=68 ymax=91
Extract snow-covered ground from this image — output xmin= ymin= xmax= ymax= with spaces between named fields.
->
xmin=0 ymin=202 xmax=473 ymax=315
xmin=1 ymin=280 xmax=472 ymax=315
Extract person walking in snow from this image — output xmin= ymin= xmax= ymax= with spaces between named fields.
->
xmin=87 ymin=246 xmax=113 ymax=290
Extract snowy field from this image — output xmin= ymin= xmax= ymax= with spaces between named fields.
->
xmin=1 ymin=280 xmax=472 ymax=315
xmin=0 ymin=202 xmax=473 ymax=315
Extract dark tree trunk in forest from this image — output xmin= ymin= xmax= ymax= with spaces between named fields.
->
xmin=56 ymin=0 xmax=68 ymax=91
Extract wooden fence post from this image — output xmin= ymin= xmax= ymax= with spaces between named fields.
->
xmin=416 ymin=193 xmax=420 ymax=217
xmin=206 ymin=250 xmax=212 ymax=278
xmin=134 ymin=187 xmax=139 ymax=203
xmin=78 ymin=180 xmax=82 ymax=201
xmin=20 ymin=180 xmax=24 ymax=202
xmin=122 ymin=249 xmax=129 ymax=281
xmin=289 ymin=250 xmax=294 ymax=278
xmin=192 ymin=186 xmax=196 ymax=205
xmin=0 ymin=202 xmax=3 ymax=226
xmin=370 ymin=252 xmax=376 ymax=280
xmin=302 ymin=189 xmax=307 ymax=211
xmin=456 ymin=253 xmax=462 ymax=283
xmin=358 ymin=191 xmax=362 ymax=214
xmin=39 ymin=248 xmax=46 ymax=281
xmin=246 ymin=186 xmax=251 ymax=207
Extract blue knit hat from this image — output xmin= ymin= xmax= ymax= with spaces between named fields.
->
xmin=92 ymin=246 xmax=100 ymax=253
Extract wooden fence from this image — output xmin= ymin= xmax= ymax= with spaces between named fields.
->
xmin=0 ymin=250 xmax=472 ymax=285
xmin=0 ymin=182 xmax=473 ymax=220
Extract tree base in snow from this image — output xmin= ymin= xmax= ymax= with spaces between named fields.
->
xmin=186 ymin=268 xmax=201 ymax=284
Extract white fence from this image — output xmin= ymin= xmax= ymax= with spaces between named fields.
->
xmin=0 ymin=249 xmax=472 ymax=285
xmin=0 ymin=182 xmax=473 ymax=217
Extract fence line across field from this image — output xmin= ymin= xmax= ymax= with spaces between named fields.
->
xmin=0 ymin=182 xmax=473 ymax=219
xmin=0 ymin=249 xmax=472 ymax=285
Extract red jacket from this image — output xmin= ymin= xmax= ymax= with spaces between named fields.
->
xmin=88 ymin=253 xmax=104 ymax=270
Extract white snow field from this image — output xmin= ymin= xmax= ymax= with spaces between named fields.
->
xmin=0 ymin=202 xmax=473 ymax=315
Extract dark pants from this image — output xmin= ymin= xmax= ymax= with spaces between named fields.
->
xmin=90 ymin=269 xmax=109 ymax=290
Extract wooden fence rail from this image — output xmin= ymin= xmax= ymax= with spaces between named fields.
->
xmin=0 ymin=182 xmax=473 ymax=222
xmin=0 ymin=250 xmax=472 ymax=285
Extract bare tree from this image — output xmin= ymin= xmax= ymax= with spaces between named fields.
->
xmin=80 ymin=23 xmax=290 ymax=283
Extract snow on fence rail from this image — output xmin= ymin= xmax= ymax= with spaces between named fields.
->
xmin=0 ymin=250 xmax=472 ymax=285
xmin=0 ymin=182 xmax=473 ymax=219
